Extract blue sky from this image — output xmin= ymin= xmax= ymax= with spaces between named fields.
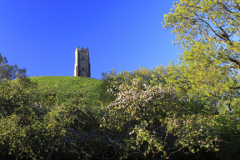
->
xmin=0 ymin=0 xmax=236 ymax=80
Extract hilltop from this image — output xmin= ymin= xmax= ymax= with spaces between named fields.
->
xmin=11 ymin=76 xmax=107 ymax=108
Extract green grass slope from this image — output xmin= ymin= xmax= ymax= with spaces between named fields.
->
xmin=21 ymin=76 xmax=105 ymax=107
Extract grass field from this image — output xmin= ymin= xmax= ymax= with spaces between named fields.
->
xmin=11 ymin=76 xmax=106 ymax=108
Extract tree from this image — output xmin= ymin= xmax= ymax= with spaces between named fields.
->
xmin=161 ymin=0 xmax=240 ymax=159
xmin=98 ymin=61 xmax=224 ymax=159
xmin=99 ymin=75 xmax=221 ymax=160
xmin=0 ymin=53 xmax=27 ymax=81
xmin=97 ymin=1 xmax=240 ymax=159
xmin=98 ymin=66 xmax=166 ymax=107
xmin=161 ymin=0 xmax=240 ymax=100
xmin=0 ymin=77 xmax=112 ymax=159
xmin=0 ymin=54 xmax=112 ymax=159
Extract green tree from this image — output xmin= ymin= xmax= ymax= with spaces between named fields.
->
xmin=98 ymin=66 xmax=165 ymax=107
xmin=0 ymin=54 xmax=110 ymax=159
xmin=0 ymin=53 xmax=27 ymax=81
xmin=97 ymin=1 xmax=240 ymax=159
xmin=161 ymin=0 xmax=240 ymax=159
xmin=100 ymin=70 xmax=222 ymax=160
xmin=161 ymin=0 xmax=240 ymax=110
xmin=0 ymin=78 xmax=111 ymax=159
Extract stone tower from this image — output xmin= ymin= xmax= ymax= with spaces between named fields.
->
xmin=74 ymin=47 xmax=90 ymax=77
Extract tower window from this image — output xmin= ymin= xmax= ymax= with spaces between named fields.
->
xmin=82 ymin=56 xmax=84 ymax=60
xmin=83 ymin=68 xmax=84 ymax=71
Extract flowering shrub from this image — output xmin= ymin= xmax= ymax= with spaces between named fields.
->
xmin=101 ymin=78 xmax=221 ymax=159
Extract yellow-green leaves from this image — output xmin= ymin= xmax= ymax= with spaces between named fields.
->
xmin=161 ymin=0 xmax=240 ymax=56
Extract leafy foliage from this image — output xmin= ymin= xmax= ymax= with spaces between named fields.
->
xmin=0 ymin=53 xmax=27 ymax=81
xmin=2 ymin=0 xmax=240 ymax=159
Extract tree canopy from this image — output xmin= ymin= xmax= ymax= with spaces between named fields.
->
xmin=0 ymin=53 xmax=27 ymax=81
xmin=161 ymin=0 xmax=240 ymax=120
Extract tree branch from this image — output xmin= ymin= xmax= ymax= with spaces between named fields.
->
xmin=206 ymin=11 xmax=231 ymax=42
xmin=227 ymin=56 xmax=240 ymax=68
xmin=219 ymin=2 xmax=233 ymax=14
xmin=228 ymin=91 xmax=232 ymax=112
xmin=189 ymin=10 xmax=231 ymax=44
xmin=232 ymin=1 xmax=240 ymax=13
xmin=230 ymin=86 xmax=240 ymax=89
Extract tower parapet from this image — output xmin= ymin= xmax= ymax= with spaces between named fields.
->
xmin=76 ymin=47 xmax=89 ymax=52
xmin=74 ymin=47 xmax=90 ymax=77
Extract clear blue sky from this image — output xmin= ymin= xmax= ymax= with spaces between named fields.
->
xmin=0 ymin=0 xmax=235 ymax=80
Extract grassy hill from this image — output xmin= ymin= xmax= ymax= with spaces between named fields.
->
xmin=12 ymin=76 xmax=106 ymax=107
